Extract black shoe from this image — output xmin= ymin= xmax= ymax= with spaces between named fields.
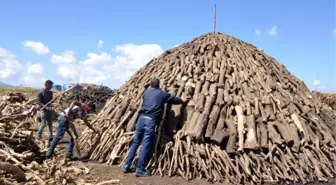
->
xmin=123 ymin=168 xmax=136 ymax=174
xmin=135 ymin=171 xmax=151 ymax=177
xmin=66 ymin=155 xmax=78 ymax=161
xmin=78 ymin=155 xmax=90 ymax=162
xmin=48 ymin=137 xmax=54 ymax=142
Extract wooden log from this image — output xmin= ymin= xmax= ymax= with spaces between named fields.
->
xmin=126 ymin=100 xmax=142 ymax=132
xmin=195 ymin=94 xmax=206 ymax=112
xmin=211 ymin=105 xmax=229 ymax=144
xmin=235 ymin=105 xmax=245 ymax=151
xmin=205 ymin=105 xmax=221 ymax=139
xmin=267 ymin=123 xmax=283 ymax=145
xmin=215 ymin=88 xmax=225 ymax=107
xmin=202 ymin=81 xmax=211 ymax=96
xmin=203 ymin=96 xmax=216 ymax=115
xmin=166 ymin=104 xmax=184 ymax=138
xmin=274 ymin=113 xmax=300 ymax=151
xmin=0 ymin=162 xmax=26 ymax=182
xmin=113 ymin=98 xmax=130 ymax=122
xmin=190 ymin=113 xmax=209 ymax=140
xmin=291 ymin=114 xmax=309 ymax=143
xmin=186 ymin=111 xmax=200 ymax=135
xmin=244 ymin=114 xmax=259 ymax=150
xmin=226 ymin=116 xmax=237 ymax=153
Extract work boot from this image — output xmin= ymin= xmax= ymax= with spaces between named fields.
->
xmin=66 ymin=155 xmax=78 ymax=161
xmin=135 ymin=171 xmax=151 ymax=177
xmin=45 ymin=155 xmax=52 ymax=159
xmin=123 ymin=165 xmax=135 ymax=173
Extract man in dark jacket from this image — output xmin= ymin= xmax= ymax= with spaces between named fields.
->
xmin=37 ymin=80 xmax=54 ymax=141
xmin=123 ymin=78 xmax=189 ymax=177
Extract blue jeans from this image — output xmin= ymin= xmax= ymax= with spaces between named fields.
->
xmin=125 ymin=115 xmax=156 ymax=172
xmin=37 ymin=110 xmax=53 ymax=139
xmin=46 ymin=116 xmax=74 ymax=157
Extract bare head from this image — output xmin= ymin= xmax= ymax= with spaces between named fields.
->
xmin=45 ymin=80 xmax=53 ymax=90
xmin=150 ymin=78 xmax=160 ymax=89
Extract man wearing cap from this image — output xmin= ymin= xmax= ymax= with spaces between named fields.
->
xmin=123 ymin=78 xmax=189 ymax=177
xmin=36 ymin=80 xmax=54 ymax=141
xmin=46 ymin=101 xmax=98 ymax=160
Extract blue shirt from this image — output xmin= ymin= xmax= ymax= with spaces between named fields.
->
xmin=139 ymin=88 xmax=184 ymax=123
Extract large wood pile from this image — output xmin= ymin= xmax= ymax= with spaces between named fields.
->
xmin=79 ymin=33 xmax=336 ymax=184
xmin=312 ymin=91 xmax=336 ymax=110
xmin=58 ymin=85 xmax=115 ymax=111
xmin=0 ymin=92 xmax=118 ymax=185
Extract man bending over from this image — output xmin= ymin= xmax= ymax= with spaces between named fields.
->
xmin=46 ymin=101 xmax=98 ymax=160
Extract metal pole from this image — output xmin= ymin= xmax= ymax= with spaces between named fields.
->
xmin=213 ymin=4 xmax=217 ymax=33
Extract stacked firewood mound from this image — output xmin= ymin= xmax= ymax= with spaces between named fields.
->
xmin=312 ymin=91 xmax=336 ymax=110
xmin=1 ymin=92 xmax=28 ymax=103
xmin=79 ymin=33 xmax=336 ymax=184
xmin=59 ymin=85 xmax=115 ymax=112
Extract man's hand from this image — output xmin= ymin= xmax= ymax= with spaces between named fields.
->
xmin=181 ymin=94 xmax=190 ymax=103
xmin=42 ymin=107 xmax=51 ymax=111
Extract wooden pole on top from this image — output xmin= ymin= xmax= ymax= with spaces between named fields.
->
xmin=213 ymin=4 xmax=217 ymax=33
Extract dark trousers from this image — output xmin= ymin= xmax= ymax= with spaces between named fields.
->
xmin=47 ymin=116 xmax=74 ymax=157
xmin=125 ymin=115 xmax=156 ymax=172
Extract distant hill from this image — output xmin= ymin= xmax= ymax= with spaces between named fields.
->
xmin=0 ymin=81 xmax=14 ymax=88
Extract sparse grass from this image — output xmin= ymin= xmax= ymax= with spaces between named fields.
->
xmin=0 ymin=87 xmax=41 ymax=98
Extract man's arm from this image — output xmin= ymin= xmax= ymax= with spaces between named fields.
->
xmin=82 ymin=118 xmax=98 ymax=134
xmin=66 ymin=101 xmax=81 ymax=117
xmin=164 ymin=92 xmax=188 ymax=105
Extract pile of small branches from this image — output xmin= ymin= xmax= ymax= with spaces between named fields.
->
xmin=0 ymin=93 xmax=119 ymax=185
xmin=312 ymin=91 xmax=336 ymax=110
xmin=59 ymin=85 xmax=115 ymax=111
xmin=79 ymin=33 xmax=336 ymax=184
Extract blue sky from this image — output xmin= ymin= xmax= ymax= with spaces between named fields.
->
xmin=0 ymin=0 xmax=335 ymax=91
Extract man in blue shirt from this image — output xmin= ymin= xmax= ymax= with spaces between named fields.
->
xmin=124 ymin=78 xmax=189 ymax=177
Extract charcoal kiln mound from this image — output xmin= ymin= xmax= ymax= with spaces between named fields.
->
xmin=79 ymin=33 xmax=336 ymax=184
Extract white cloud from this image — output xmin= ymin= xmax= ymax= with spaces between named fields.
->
xmin=23 ymin=40 xmax=50 ymax=55
xmin=56 ymin=64 xmax=80 ymax=80
xmin=0 ymin=48 xmax=22 ymax=79
xmin=267 ymin=26 xmax=278 ymax=36
xmin=26 ymin=62 xmax=43 ymax=75
xmin=54 ymin=43 xmax=163 ymax=88
xmin=97 ymin=40 xmax=104 ymax=49
xmin=313 ymin=80 xmax=320 ymax=86
xmin=21 ymin=62 xmax=45 ymax=86
xmin=51 ymin=50 xmax=76 ymax=64
xmin=82 ymin=52 xmax=111 ymax=65
xmin=107 ymin=43 xmax=163 ymax=83
xmin=255 ymin=29 xmax=261 ymax=36
xmin=56 ymin=64 xmax=107 ymax=84
xmin=311 ymin=79 xmax=327 ymax=91
xmin=332 ymin=28 xmax=336 ymax=36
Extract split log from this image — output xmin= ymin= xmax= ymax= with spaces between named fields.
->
xmin=244 ymin=114 xmax=259 ymax=150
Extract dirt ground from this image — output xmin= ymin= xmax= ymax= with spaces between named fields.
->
xmin=80 ymin=161 xmax=226 ymax=185
xmin=74 ymin=160 xmax=335 ymax=185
